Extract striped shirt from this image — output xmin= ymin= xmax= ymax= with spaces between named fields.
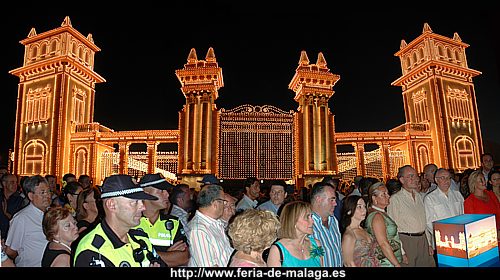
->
xmin=312 ymin=212 xmax=342 ymax=267
xmin=187 ymin=210 xmax=234 ymax=267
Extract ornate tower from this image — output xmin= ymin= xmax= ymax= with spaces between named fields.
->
xmin=392 ymin=23 xmax=483 ymax=171
xmin=175 ymin=47 xmax=223 ymax=186
xmin=289 ymin=51 xmax=340 ymax=187
xmin=9 ymin=17 xmax=105 ymax=178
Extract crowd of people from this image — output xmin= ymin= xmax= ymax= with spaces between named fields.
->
xmin=0 ymin=152 xmax=499 ymax=268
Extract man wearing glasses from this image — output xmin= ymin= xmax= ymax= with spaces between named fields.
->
xmin=4 ymin=175 xmax=51 ymax=266
xmin=188 ymin=184 xmax=234 ymax=267
xmin=423 ymin=168 xmax=464 ymax=253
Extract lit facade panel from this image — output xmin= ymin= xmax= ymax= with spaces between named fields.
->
xmin=8 ymin=19 xmax=485 ymax=187
xmin=219 ymin=105 xmax=294 ymax=180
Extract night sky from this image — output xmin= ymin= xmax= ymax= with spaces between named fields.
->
xmin=1 ymin=3 xmax=499 ymax=166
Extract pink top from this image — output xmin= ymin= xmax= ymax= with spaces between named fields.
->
xmin=464 ymin=190 xmax=500 ymax=230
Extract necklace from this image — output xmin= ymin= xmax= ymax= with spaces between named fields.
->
xmin=52 ymin=239 xmax=71 ymax=252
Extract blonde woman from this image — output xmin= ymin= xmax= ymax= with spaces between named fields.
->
xmin=465 ymin=170 xmax=500 ymax=232
xmin=228 ymin=209 xmax=280 ymax=267
xmin=364 ymin=182 xmax=403 ymax=267
xmin=267 ymin=201 xmax=323 ymax=267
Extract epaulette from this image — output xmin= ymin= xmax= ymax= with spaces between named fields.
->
xmin=91 ymin=235 xmax=105 ymax=250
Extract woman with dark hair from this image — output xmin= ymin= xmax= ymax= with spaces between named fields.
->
xmin=60 ymin=181 xmax=83 ymax=217
xmin=340 ymin=195 xmax=380 ymax=267
xmin=75 ymin=187 xmax=101 ymax=233
xmin=488 ymin=170 xmax=500 ymax=202
xmin=41 ymin=206 xmax=79 ymax=267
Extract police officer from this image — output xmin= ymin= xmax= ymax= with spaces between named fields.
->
xmin=135 ymin=173 xmax=189 ymax=267
xmin=73 ymin=174 xmax=165 ymax=267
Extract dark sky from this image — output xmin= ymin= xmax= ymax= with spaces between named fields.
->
xmin=1 ymin=3 xmax=499 ymax=165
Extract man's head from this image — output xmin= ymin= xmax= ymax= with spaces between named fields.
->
xmin=170 ymin=183 xmax=193 ymax=212
xmin=197 ymin=174 xmax=221 ymax=188
xmin=24 ymin=175 xmax=51 ymax=212
xmin=221 ymin=193 xmax=237 ymax=223
xmin=62 ymin=173 xmax=77 ymax=184
xmin=196 ymin=184 xmax=225 ymax=219
xmin=101 ymin=174 xmax=158 ymax=227
xmin=78 ymin=175 xmax=92 ymax=190
xmin=2 ymin=174 xmax=18 ymax=194
xmin=322 ymin=176 xmax=339 ymax=191
xmin=244 ymin=177 xmax=260 ymax=200
xmin=139 ymin=173 xmax=174 ymax=212
xmin=45 ymin=175 xmax=57 ymax=194
xmin=481 ymin=153 xmax=494 ymax=172
xmin=310 ymin=181 xmax=337 ymax=219
xmin=269 ymin=180 xmax=287 ymax=206
xmin=397 ymin=165 xmax=419 ymax=191
xmin=423 ymin=163 xmax=438 ymax=184
xmin=434 ymin=168 xmax=452 ymax=191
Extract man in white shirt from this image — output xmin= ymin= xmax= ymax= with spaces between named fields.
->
xmin=423 ymin=168 xmax=464 ymax=250
xmin=5 ymin=175 xmax=51 ymax=267
xmin=387 ymin=165 xmax=435 ymax=266
xmin=235 ymin=177 xmax=260 ymax=212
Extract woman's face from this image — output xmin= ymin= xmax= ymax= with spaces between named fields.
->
xmin=57 ymin=215 xmax=79 ymax=243
xmin=490 ymin=173 xmax=500 ymax=188
xmin=372 ymin=186 xmax=390 ymax=208
xmin=295 ymin=210 xmax=314 ymax=235
xmin=353 ymin=198 xmax=367 ymax=221
xmin=475 ymin=175 xmax=487 ymax=191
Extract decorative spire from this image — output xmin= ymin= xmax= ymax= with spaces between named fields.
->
xmin=61 ymin=16 xmax=72 ymax=27
xmin=205 ymin=47 xmax=216 ymax=62
xmin=87 ymin=33 xmax=94 ymax=43
xmin=28 ymin=27 xmax=37 ymax=38
xmin=453 ymin=32 xmax=462 ymax=42
xmin=316 ymin=52 xmax=327 ymax=68
xmin=422 ymin=22 xmax=433 ymax=34
xmin=400 ymin=39 xmax=407 ymax=49
xmin=299 ymin=50 xmax=309 ymax=66
xmin=187 ymin=48 xmax=197 ymax=63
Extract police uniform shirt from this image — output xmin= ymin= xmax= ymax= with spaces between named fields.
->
xmin=73 ymin=219 xmax=165 ymax=267
xmin=134 ymin=213 xmax=187 ymax=252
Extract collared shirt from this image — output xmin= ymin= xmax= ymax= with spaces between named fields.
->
xmin=188 ymin=210 xmax=234 ymax=267
xmin=5 ymin=203 xmax=48 ymax=267
xmin=256 ymin=199 xmax=279 ymax=215
xmin=236 ymin=194 xmax=257 ymax=212
xmin=424 ymin=187 xmax=464 ymax=248
xmin=312 ymin=212 xmax=342 ymax=267
xmin=387 ymin=187 xmax=427 ymax=233
xmin=170 ymin=204 xmax=191 ymax=241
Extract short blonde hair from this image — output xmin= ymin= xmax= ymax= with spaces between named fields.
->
xmin=368 ymin=181 xmax=386 ymax=207
xmin=279 ymin=201 xmax=312 ymax=239
xmin=228 ymin=209 xmax=280 ymax=254
xmin=468 ymin=170 xmax=483 ymax=194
